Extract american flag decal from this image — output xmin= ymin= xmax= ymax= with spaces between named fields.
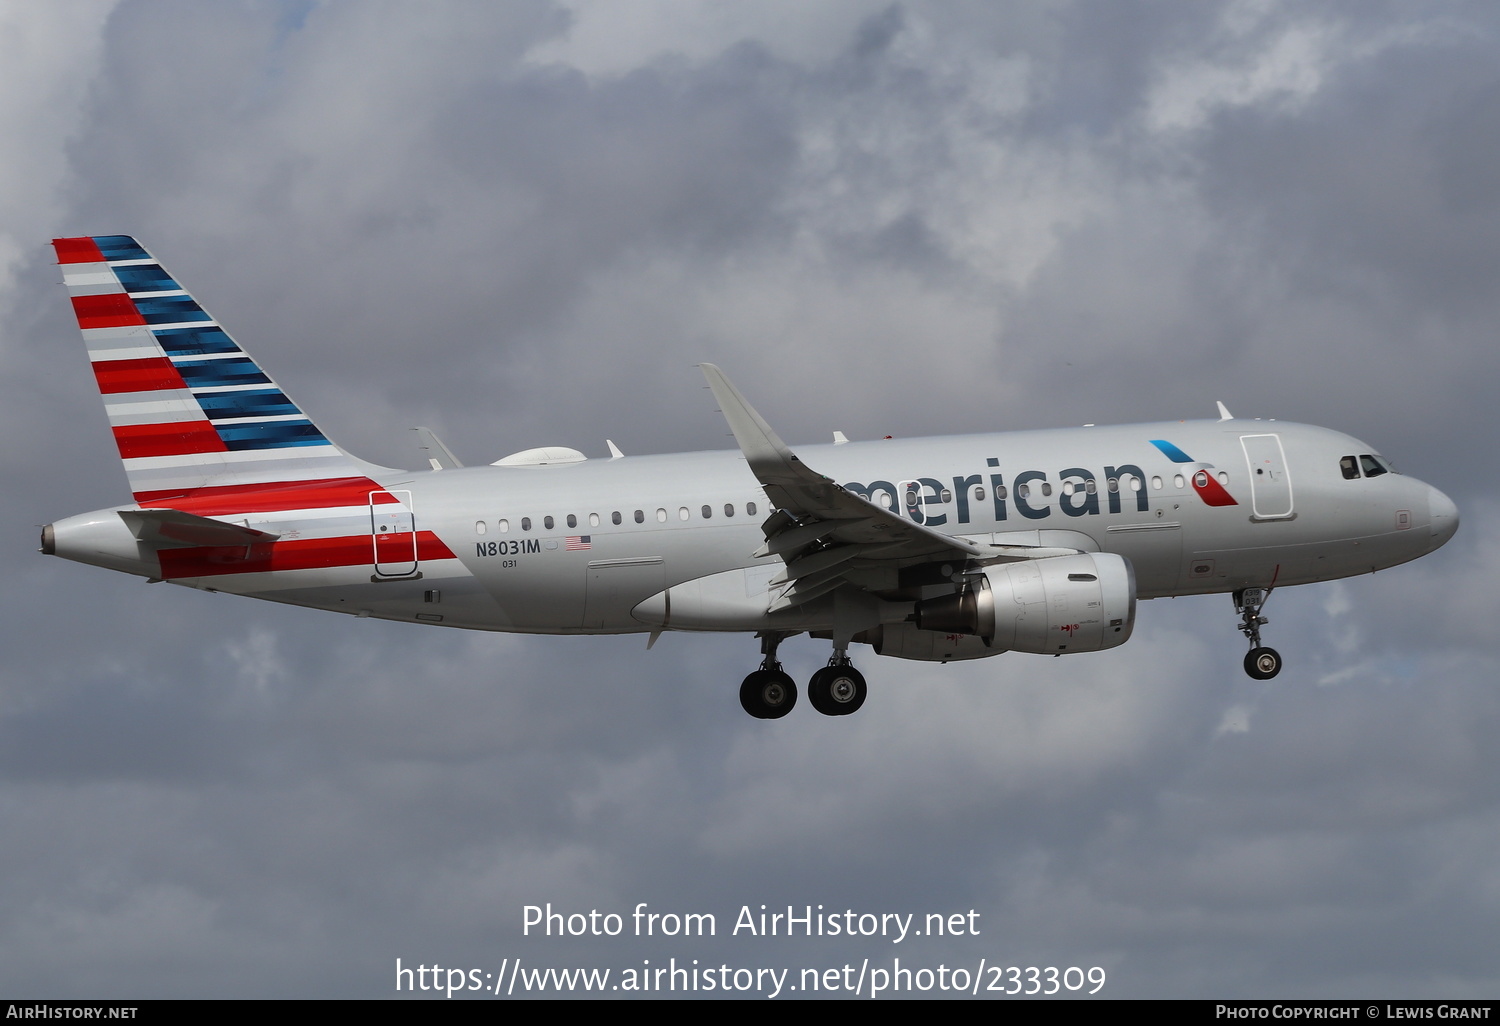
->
xmin=565 ymin=536 xmax=592 ymax=551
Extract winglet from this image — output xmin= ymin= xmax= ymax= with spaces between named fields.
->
xmin=1216 ymin=401 xmax=1233 ymax=422
xmin=606 ymin=439 xmax=625 ymax=460
xmin=412 ymin=426 xmax=464 ymax=470
xmin=699 ymin=363 xmax=797 ymax=471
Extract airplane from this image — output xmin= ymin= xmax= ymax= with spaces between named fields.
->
xmin=42 ymin=235 xmax=1460 ymax=719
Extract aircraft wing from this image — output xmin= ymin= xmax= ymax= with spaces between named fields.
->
xmin=699 ymin=364 xmax=1078 ymax=611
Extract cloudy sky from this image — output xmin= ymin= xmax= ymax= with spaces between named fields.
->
xmin=2 ymin=0 xmax=1495 ymax=999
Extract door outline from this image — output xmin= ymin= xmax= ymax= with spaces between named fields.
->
xmin=1240 ymin=434 xmax=1294 ymax=520
xmin=370 ymin=489 xmax=420 ymax=578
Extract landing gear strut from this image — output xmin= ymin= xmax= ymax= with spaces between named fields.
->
xmin=808 ymin=656 xmax=867 ymax=717
xmin=740 ymin=632 xmax=797 ymax=718
xmin=1234 ymin=587 xmax=1282 ymax=680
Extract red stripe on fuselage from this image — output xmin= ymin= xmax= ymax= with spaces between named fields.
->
xmin=113 ymin=421 xmax=227 ymax=459
xmin=72 ymin=293 xmax=145 ymax=330
xmin=156 ymin=531 xmax=455 ymax=579
xmin=93 ymin=357 xmax=183 ymax=395
xmin=134 ymin=477 xmax=399 ymax=514
xmin=53 ymin=237 xmax=106 ymax=263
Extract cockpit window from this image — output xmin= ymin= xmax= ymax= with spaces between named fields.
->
xmin=1360 ymin=454 xmax=1391 ymax=478
xmin=1340 ymin=455 xmax=1359 ymax=480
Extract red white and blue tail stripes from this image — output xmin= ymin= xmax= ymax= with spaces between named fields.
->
xmin=54 ymin=235 xmax=364 ymax=503
xmin=53 ymin=236 xmax=459 ymax=583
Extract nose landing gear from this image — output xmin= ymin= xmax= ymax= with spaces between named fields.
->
xmin=1234 ymin=587 xmax=1282 ymax=680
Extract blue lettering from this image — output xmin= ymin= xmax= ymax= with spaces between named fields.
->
xmin=845 ymin=459 xmax=1144 ymax=523
xmin=844 ymin=480 xmax=899 ymax=512
xmin=1059 ymin=468 xmax=1099 ymax=517
xmin=919 ymin=478 xmax=947 ymax=527
xmin=1013 ymin=470 xmax=1050 ymax=520
xmin=953 ymin=474 xmax=982 ymax=525
xmin=990 ymin=473 xmax=1007 ymax=522
xmin=1105 ymin=464 xmax=1149 ymax=513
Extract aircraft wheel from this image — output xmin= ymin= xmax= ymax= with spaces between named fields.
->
xmin=808 ymin=665 xmax=867 ymax=716
xmin=740 ymin=669 xmax=797 ymax=719
xmin=1244 ymin=647 xmax=1282 ymax=680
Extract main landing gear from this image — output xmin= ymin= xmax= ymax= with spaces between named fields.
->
xmin=808 ymin=658 xmax=867 ymax=717
xmin=1234 ymin=587 xmax=1282 ymax=680
xmin=739 ymin=632 xmax=797 ymax=719
xmin=738 ymin=633 xmax=868 ymax=719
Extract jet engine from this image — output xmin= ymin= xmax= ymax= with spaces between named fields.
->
xmin=911 ymin=552 xmax=1136 ymax=655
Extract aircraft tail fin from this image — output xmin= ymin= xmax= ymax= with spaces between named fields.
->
xmin=53 ymin=236 xmax=374 ymax=504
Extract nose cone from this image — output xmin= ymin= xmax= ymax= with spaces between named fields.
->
xmin=1428 ymin=485 xmax=1459 ymax=550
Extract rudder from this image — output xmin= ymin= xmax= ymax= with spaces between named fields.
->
xmin=54 ymin=235 xmax=370 ymax=503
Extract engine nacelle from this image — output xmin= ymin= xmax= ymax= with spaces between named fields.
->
xmin=865 ymin=623 xmax=1001 ymax=662
xmin=913 ymin=552 xmax=1136 ymax=654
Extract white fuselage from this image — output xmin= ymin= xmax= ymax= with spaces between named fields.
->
xmin=48 ymin=418 xmax=1457 ymax=639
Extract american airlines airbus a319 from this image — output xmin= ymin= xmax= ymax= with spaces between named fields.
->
xmin=42 ymin=236 xmax=1459 ymax=719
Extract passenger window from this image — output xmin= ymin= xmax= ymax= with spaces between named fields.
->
xmin=974 ymin=486 xmax=986 ymax=501
xmin=1018 ymin=484 xmax=1030 ymax=499
xmin=475 ymin=521 xmax=487 ymax=535
xmin=567 ymin=514 xmax=577 ymax=529
xmin=746 ymin=502 xmax=757 ymax=516
xmin=1217 ymin=471 xmax=1228 ymax=485
xmin=678 ymin=507 xmax=689 ymax=521
xmin=1062 ymin=481 xmax=1075 ymax=496
xmin=1107 ymin=478 xmax=1118 ymax=493
xmin=702 ymin=505 xmax=712 ymax=519
xmin=612 ymin=511 xmax=622 ymax=526
xmin=940 ymin=489 xmax=952 ymax=503
xmin=724 ymin=503 xmax=734 ymax=518
xmin=634 ymin=510 xmax=644 ymax=524
xmin=544 ymin=515 xmax=554 ymax=530
xmin=590 ymin=513 xmax=599 ymax=527
xmin=499 ymin=519 xmax=509 ymax=533
xmin=1085 ymin=480 xmax=1096 ymax=494
xmin=656 ymin=508 xmax=667 ymax=523
xmin=1174 ymin=474 xmax=1184 ymax=489
xmin=1340 ymin=455 xmax=1359 ymax=480
xmin=521 ymin=517 xmax=532 ymax=531
xmin=1041 ymin=482 xmax=1052 ymax=497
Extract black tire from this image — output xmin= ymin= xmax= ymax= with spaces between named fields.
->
xmin=740 ymin=669 xmax=797 ymax=718
xmin=808 ymin=665 xmax=867 ymax=716
xmin=1244 ymin=647 xmax=1282 ymax=680
xmin=807 ymin=667 xmax=833 ymax=715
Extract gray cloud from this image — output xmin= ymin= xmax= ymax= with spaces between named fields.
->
xmin=1 ymin=0 xmax=1493 ymax=998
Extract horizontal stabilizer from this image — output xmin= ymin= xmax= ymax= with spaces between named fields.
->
xmin=119 ymin=508 xmax=280 ymax=548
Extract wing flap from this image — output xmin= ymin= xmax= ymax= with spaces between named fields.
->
xmin=699 ymin=364 xmax=1079 ymax=610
